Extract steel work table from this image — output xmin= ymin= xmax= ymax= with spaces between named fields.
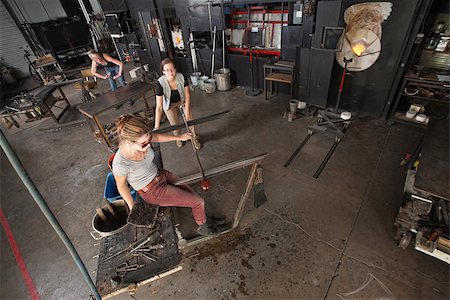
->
xmin=77 ymin=81 xmax=155 ymax=149
xmin=414 ymin=118 xmax=449 ymax=200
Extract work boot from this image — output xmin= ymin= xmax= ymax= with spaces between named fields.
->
xmin=196 ymin=224 xmax=216 ymax=236
xmin=193 ymin=136 xmax=202 ymax=150
xmin=174 ymin=130 xmax=184 ymax=147
xmin=206 ymin=216 xmax=225 ymax=227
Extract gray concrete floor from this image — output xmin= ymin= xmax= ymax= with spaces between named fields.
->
xmin=1 ymin=68 xmax=449 ymax=299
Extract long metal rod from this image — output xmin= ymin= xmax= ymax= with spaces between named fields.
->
xmin=207 ymin=1 xmax=213 ymax=39
xmin=0 ymin=129 xmax=101 ymax=300
xmin=178 ymin=106 xmax=206 ymax=179
xmin=222 ymin=29 xmax=226 ymax=69
xmin=313 ymin=124 xmax=350 ymax=179
xmin=175 ymin=153 xmax=269 ymax=185
xmin=284 ymin=132 xmax=313 ymax=167
xmin=313 ymin=140 xmax=339 ymax=179
xmin=334 ymin=57 xmax=351 ymax=113
xmin=154 ymin=110 xmax=229 ymax=134
xmin=211 ymin=26 xmax=217 ymax=78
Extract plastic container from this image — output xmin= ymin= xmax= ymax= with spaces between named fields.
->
xmin=104 ymin=172 xmax=137 ymax=203
xmin=406 ymin=110 xmax=417 ymax=119
xmin=214 ymin=68 xmax=231 ymax=91
xmin=289 ymin=99 xmax=299 ymax=113
xmin=204 ymin=79 xmax=216 ymax=93
xmin=190 ymin=72 xmax=201 ymax=86
xmin=198 ymin=75 xmax=209 ymax=91
xmin=297 ymin=101 xmax=307 ymax=110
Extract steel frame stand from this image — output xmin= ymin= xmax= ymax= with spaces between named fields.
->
xmin=173 ymin=153 xmax=268 ymax=247
xmin=284 ymin=57 xmax=354 ymax=178
xmin=245 ymin=49 xmax=262 ymax=96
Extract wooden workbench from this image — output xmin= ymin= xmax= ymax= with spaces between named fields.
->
xmin=77 ymin=81 xmax=155 ymax=149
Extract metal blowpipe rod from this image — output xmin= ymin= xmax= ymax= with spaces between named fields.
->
xmin=179 ymin=106 xmax=211 ymax=191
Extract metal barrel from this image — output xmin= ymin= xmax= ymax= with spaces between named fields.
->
xmin=214 ymin=68 xmax=231 ymax=91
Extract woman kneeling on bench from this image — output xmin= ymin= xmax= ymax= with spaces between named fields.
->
xmin=112 ymin=114 xmax=222 ymax=236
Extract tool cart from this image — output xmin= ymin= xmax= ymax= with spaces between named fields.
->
xmin=394 ymin=118 xmax=449 ymax=263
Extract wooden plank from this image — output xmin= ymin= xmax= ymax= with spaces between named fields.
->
xmin=265 ymin=72 xmax=293 ymax=83
xmin=274 ymin=60 xmax=295 ymax=68
xmin=102 ymin=266 xmax=183 ymax=300
xmin=233 ymin=163 xmax=258 ymax=228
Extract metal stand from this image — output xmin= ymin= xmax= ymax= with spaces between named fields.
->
xmin=245 ymin=49 xmax=262 ymax=96
xmin=284 ymin=57 xmax=353 ymax=178
xmin=174 ymin=153 xmax=269 ymax=247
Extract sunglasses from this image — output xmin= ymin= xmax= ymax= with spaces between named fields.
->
xmin=134 ymin=135 xmax=152 ymax=148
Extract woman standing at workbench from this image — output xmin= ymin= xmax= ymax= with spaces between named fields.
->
xmin=112 ymin=114 xmax=221 ymax=236
xmin=88 ymin=50 xmax=126 ymax=92
xmin=153 ymin=58 xmax=202 ymax=149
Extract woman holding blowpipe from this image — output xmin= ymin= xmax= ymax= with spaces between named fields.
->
xmin=112 ymin=114 xmax=223 ymax=236
xmin=154 ymin=58 xmax=202 ymax=149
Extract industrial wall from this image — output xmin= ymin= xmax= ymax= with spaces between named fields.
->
xmin=0 ymin=1 xmax=31 ymax=77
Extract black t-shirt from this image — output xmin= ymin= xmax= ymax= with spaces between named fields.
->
xmin=155 ymin=74 xmax=189 ymax=104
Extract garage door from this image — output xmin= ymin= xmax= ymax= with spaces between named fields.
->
xmin=0 ymin=1 xmax=31 ymax=78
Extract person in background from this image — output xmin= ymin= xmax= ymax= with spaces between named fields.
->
xmin=112 ymin=114 xmax=223 ymax=236
xmin=88 ymin=50 xmax=126 ymax=92
xmin=154 ymin=58 xmax=202 ymax=149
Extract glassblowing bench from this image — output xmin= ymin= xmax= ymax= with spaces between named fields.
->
xmin=77 ymin=81 xmax=155 ymax=150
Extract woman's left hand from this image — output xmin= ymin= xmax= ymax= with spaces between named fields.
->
xmin=179 ymin=132 xmax=192 ymax=141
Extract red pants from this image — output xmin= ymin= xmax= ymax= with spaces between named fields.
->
xmin=138 ymin=169 xmax=206 ymax=225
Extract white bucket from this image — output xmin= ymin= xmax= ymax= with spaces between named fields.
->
xmin=214 ymin=68 xmax=231 ymax=91
xmin=190 ymin=72 xmax=201 ymax=86
xmin=198 ymin=76 xmax=209 ymax=91
xmin=204 ymin=79 xmax=216 ymax=93
xmin=297 ymin=101 xmax=307 ymax=110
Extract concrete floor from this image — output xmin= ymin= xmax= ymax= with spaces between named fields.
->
xmin=1 ymin=70 xmax=448 ymax=299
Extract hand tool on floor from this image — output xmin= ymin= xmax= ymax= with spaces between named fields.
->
xmin=124 ymin=235 xmax=159 ymax=258
xmin=253 ymin=165 xmax=268 ymax=208
xmin=115 ymin=261 xmax=146 ymax=278
xmin=137 ymin=252 xmax=158 ymax=262
xmin=104 ymin=229 xmax=160 ymax=262
xmin=132 ymin=243 xmax=165 ymax=251
xmin=179 ymin=105 xmax=211 ymax=191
